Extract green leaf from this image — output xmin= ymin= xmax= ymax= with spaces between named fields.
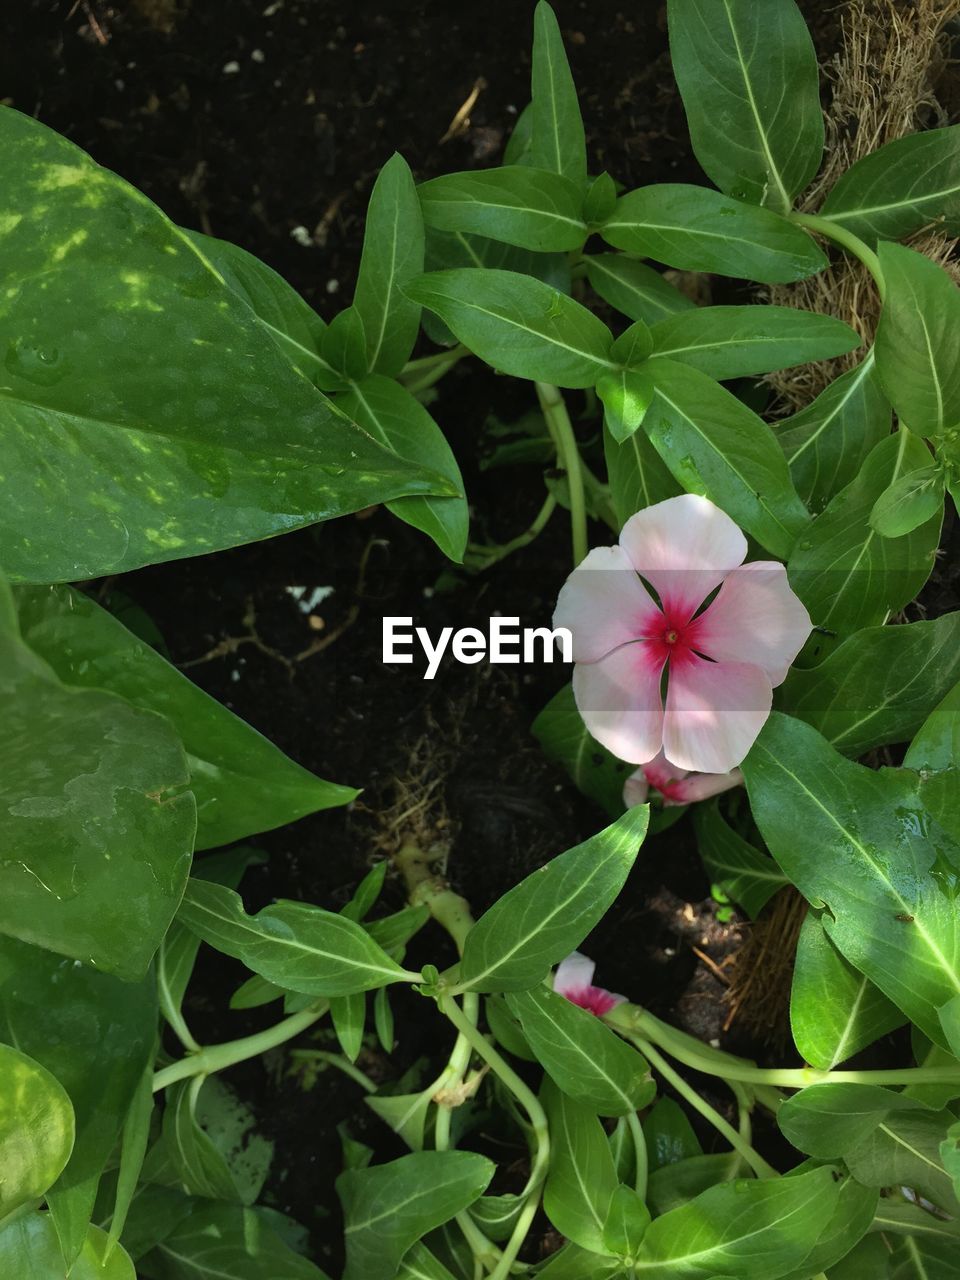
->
xmin=584 ymin=173 xmax=618 ymax=226
xmin=143 ymin=1202 xmax=331 ymax=1279
xmin=0 ymin=1044 xmax=74 ymax=1222
xmin=321 ymin=306 xmax=369 ymax=381
xmin=644 ymin=1097 xmax=702 ymax=1169
xmin=790 ymin=912 xmax=905 ymax=1070
xmin=775 ymin=1175 xmax=878 ymax=1280
xmin=337 ymin=1151 xmax=493 ymax=1280
xmin=182 ymin=230 xmax=342 ymax=391
xmin=646 ymin=1153 xmax=739 ymax=1217
xmin=365 ymin=1090 xmax=434 ymax=1154
xmin=418 ymin=167 xmax=587 ymax=252
xmin=779 ymin=613 xmax=960 ymax=755
xmin=506 ymin=985 xmax=655 ymax=1116
xmin=176 ymin=879 xmax=414 ymax=996
xmin=875 ymin=243 xmax=960 ymax=438
xmin=337 ymin=375 xmax=468 ymax=562
xmin=457 ymin=806 xmax=649 ymax=993
xmin=870 ymin=465 xmax=945 ymax=538
xmin=504 ymin=101 xmax=533 ymax=166
xmin=742 ymin=714 xmax=960 ymax=1047
xmin=693 ymin=801 xmax=788 ymax=919
xmin=330 ymin=992 xmax=366 ymax=1062
xmin=667 ymin=0 xmax=823 ymax=213
xmin=107 ymin=1063 xmax=154 ymax=1259
xmin=0 ymin=1214 xmax=135 ymax=1280
xmin=845 ymin=1110 xmax=958 ymax=1211
xmin=542 ymin=1082 xmax=619 ymax=1254
xmin=584 ymin=253 xmax=695 ymax=325
xmin=0 ymin=588 xmax=195 ymax=978
xmin=405 ymin=269 xmax=614 ymax=388
xmin=610 ymin=319 xmax=654 ymax=368
xmin=828 ymin=1235 xmax=892 ymax=1280
xmin=889 ymin=1235 xmax=960 ymax=1279
xmin=649 ymin=306 xmax=859 ymax=380
xmin=905 ymin=679 xmax=960 ymax=774
xmin=161 ymin=1075 xmax=272 ymax=1205
xmin=531 ymin=682 xmax=630 ymax=816
xmin=354 ymin=153 xmax=424 ymax=375
xmin=0 ymin=936 xmax=156 ymax=1264
xmin=398 ymin=1243 xmax=460 ymax=1280
xmin=15 ymin=584 xmax=356 ymax=850
xmin=776 ymin=357 xmax=892 ymax=513
xmin=644 ymin=359 xmax=810 ymax=558
xmin=0 ymin=106 xmax=452 ymax=584
xmin=821 ymin=126 xmax=960 ymax=242
xmin=597 ymin=369 xmax=656 ymax=443
xmin=534 ymin=1244 xmax=623 ymax=1278
xmin=603 ymin=422 xmax=682 ymax=527
xmin=601 ymin=184 xmax=827 ymax=282
xmin=529 ymin=2 xmax=588 ymax=188
xmin=779 ymin=1084 xmax=929 ymax=1159
xmin=602 ymin=1185 xmax=651 ymax=1260
xmin=632 ymin=1165 xmax=840 ymax=1277
xmin=787 ymin=431 xmax=941 ymax=634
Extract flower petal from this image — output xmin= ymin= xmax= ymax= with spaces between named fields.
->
xmin=662 ymin=655 xmax=772 ymax=773
xmin=553 ymin=952 xmax=597 ymax=998
xmin=693 ymin=562 xmax=812 ymax=685
xmin=573 ymin=641 xmax=666 ymax=764
xmin=641 ymin=748 xmax=689 ymax=792
xmin=663 ymin=768 xmax=743 ymax=806
xmin=622 ymin=769 xmax=650 ymax=809
xmin=619 ymin=495 xmax=747 ymax=623
xmin=554 ymin=545 xmax=661 ymax=663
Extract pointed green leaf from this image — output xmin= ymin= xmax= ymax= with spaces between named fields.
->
xmin=603 ymin=421 xmax=682 ymax=527
xmin=870 ymin=466 xmax=946 ymax=538
xmin=419 ymin=167 xmax=587 ymax=252
xmin=406 ymin=268 xmax=614 ymax=388
xmin=787 ymin=431 xmax=941 ymax=634
xmin=542 ymin=1082 xmax=619 ymax=1254
xmin=779 ymin=1084 xmax=930 ymax=1159
xmin=601 ymin=185 xmax=827 ymax=282
xmin=693 ymin=801 xmax=788 ymax=919
xmin=0 ymin=1214 xmax=135 ymax=1280
xmin=144 ymin=1202 xmax=331 ymax=1279
xmin=337 ymin=375 xmax=468 ymax=562
xmin=667 ymin=0 xmax=824 ymax=213
xmin=354 ymin=153 xmax=424 ymax=375
xmin=458 ymin=806 xmax=649 ymax=993
xmin=790 ymin=912 xmax=905 ymax=1070
xmin=337 ymin=1151 xmax=493 ymax=1280
xmin=532 ymin=681 xmax=631 ymax=817
xmin=742 ymin=714 xmax=960 ymax=1047
xmin=176 ymin=880 xmax=414 ymax=996
xmin=645 ymin=359 xmax=810 ymax=557
xmin=529 ymin=1 xmax=587 ymax=187
xmin=0 ymin=587 xmax=195 ymax=978
xmin=821 ymin=126 xmax=960 ymax=242
xmin=14 ymin=584 xmax=356 ymax=850
xmin=779 ymin=613 xmax=960 ymax=756
xmin=507 ymin=985 xmax=655 ymax=1115
xmin=597 ymin=368 xmax=655 ymax=443
xmin=0 ymin=106 xmax=451 ymax=583
xmin=776 ymin=357 xmax=892 ymax=513
xmin=649 ymin=306 xmax=859 ymax=380
xmin=875 ymin=243 xmax=960 ymax=439
xmin=585 ymin=253 xmax=695 ymax=325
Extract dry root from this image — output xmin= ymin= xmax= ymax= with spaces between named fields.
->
xmin=723 ymin=888 xmax=808 ymax=1051
xmin=766 ymin=0 xmax=960 ymax=409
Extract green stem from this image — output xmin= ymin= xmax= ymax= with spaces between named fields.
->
xmin=635 ymin=1036 xmax=779 ymax=1180
xmin=790 ymin=212 xmax=886 ymax=301
xmin=152 ymin=1003 xmax=328 ymax=1093
xmin=610 ymin=1004 xmax=960 ymax=1090
xmin=288 ymin=1049 xmax=377 ymax=1093
xmin=396 ymin=843 xmax=475 ymax=956
xmin=536 ymin=381 xmax=588 ymax=566
xmin=400 ymin=344 xmax=469 ymax=395
xmin=466 ymin=493 xmax=557 ymax=569
xmin=627 ymin=1109 xmax=648 ymax=1200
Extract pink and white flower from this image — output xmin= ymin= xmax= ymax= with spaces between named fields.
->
xmin=554 ymin=495 xmax=811 ymax=773
xmin=623 ymin=749 xmax=743 ymax=808
xmin=553 ymin=952 xmax=625 ymax=1017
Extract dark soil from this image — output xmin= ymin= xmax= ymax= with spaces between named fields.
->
xmin=3 ymin=0 xmax=942 ymax=1272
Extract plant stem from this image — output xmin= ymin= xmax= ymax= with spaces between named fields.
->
xmin=610 ymin=1004 xmax=960 ymax=1090
xmin=627 ymin=1109 xmax=648 ymax=1200
xmin=466 ymin=492 xmax=557 ymax=568
xmin=635 ymin=1036 xmax=779 ymax=1180
xmin=400 ymin=344 xmax=469 ymax=395
xmin=152 ymin=1003 xmax=328 ymax=1093
xmin=790 ymin=212 xmax=886 ymax=301
xmin=396 ymin=842 xmax=476 ymax=956
xmin=288 ymin=1049 xmax=377 ymax=1093
xmin=536 ymin=381 xmax=588 ymax=566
